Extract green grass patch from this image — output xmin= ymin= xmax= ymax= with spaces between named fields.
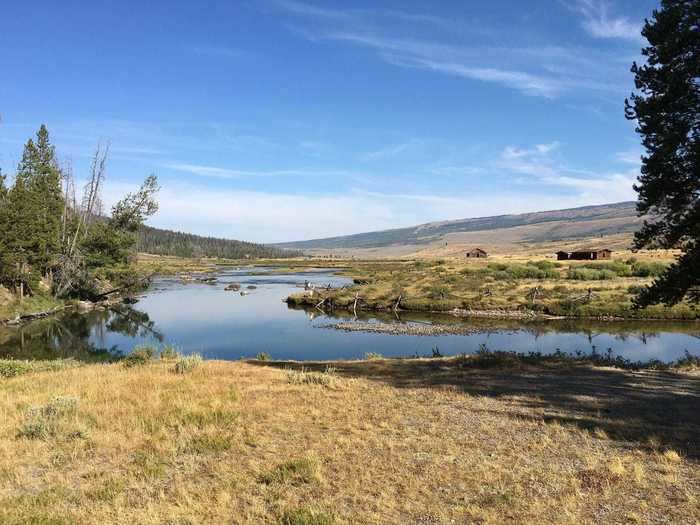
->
xmin=182 ymin=432 xmax=233 ymax=454
xmin=259 ymin=457 xmax=320 ymax=485
xmin=0 ymin=359 xmax=81 ymax=378
xmin=279 ymin=508 xmax=335 ymax=525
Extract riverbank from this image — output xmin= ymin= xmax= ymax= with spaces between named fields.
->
xmin=0 ymin=354 xmax=697 ymax=524
xmin=284 ymin=255 xmax=699 ymax=320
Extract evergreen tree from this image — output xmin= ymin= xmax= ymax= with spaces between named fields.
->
xmin=0 ymin=172 xmax=33 ymax=294
xmin=0 ymin=169 xmax=7 ymax=201
xmin=28 ymin=125 xmax=64 ymax=275
xmin=625 ymin=0 xmax=700 ymax=306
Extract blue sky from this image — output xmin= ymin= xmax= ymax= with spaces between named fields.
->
xmin=0 ymin=0 xmax=655 ymax=242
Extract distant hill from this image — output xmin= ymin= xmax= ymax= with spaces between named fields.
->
xmin=138 ymin=226 xmax=300 ymax=259
xmin=275 ymin=202 xmax=642 ymax=251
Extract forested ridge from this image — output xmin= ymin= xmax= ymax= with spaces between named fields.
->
xmin=138 ymin=226 xmax=300 ymax=259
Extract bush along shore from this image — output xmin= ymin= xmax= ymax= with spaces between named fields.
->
xmin=285 ymin=257 xmax=699 ymax=321
xmin=0 ymin=346 xmax=698 ymax=523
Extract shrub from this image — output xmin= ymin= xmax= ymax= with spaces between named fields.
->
xmin=675 ymin=350 xmax=700 ymax=370
xmin=174 ymin=353 xmax=203 ymax=374
xmin=567 ymin=268 xmax=617 ymax=281
xmin=631 ymin=261 xmax=667 ymax=277
xmin=488 ymin=263 xmax=558 ymax=280
xmin=18 ymin=396 xmax=80 ymax=440
xmin=123 ymin=345 xmax=156 ymax=368
xmin=256 ymin=352 xmax=271 ymax=361
xmin=364 ymin=352 xmax=383 ymax=360
xmin=259 ymin=457 xmax=320 ymax=485
xmin=528 ymin=260 xmax=558 ymax=271
xmin=627 ymin=284 xmax=646 ymax=295
xmin=280 ymin=508 xmax=335 ymax=525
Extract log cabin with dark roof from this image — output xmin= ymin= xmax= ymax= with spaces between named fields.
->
xmin=556 ymin=249 xmax=612 ymax=261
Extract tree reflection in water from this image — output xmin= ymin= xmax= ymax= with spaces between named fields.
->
xmin=0 ymin=305 xmax=163 ymax=363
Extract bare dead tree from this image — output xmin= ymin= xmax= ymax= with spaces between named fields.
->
xmin=68 ymin=142 xmax=109 ymax=258
xmin=55 ymin=142 xmax=109 ymax=297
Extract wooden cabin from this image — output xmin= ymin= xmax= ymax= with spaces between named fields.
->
xmin=557 ymin=249 xmax=612 ymax=261
xmin=466 ymin=248 xmax=488 ymax=258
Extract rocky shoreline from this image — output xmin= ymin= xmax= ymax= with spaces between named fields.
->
xmin=320 ymin=321 xmax=489 ymax=336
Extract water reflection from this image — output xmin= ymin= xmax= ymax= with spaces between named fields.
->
xmin=0 ymin=268 xmax=698 ymax=363
xmin=0 ymin=306 xmax=162 ymax=362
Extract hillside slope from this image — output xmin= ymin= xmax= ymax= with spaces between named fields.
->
xmin=275 ymin=202 xmax=641 ymax=251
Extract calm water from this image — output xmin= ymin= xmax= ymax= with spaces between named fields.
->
xmin=1 ymin=267 xmax=699 ymax=363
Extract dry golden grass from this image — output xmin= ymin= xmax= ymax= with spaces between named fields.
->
xmin=135 ymin=253 xmax=220 ymax=276
xmin=0 ymin=359 xmax=698 ymax=524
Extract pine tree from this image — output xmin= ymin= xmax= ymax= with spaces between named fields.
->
xmin=625 ymin=0 xmax=700 ymax=306
xmin=0 ymin=169 xmax=7 ymax=201
xmin=28 ymin=125 xmax=64 ymax=275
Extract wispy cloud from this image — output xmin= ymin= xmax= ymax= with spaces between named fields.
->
xmin=164 ymin=162 xmax=356 ymax=180
xmin=272 ymin=1 xmax=630 ymax=98
xmin=566 ymin=0 xmax=642 ymax=41
xmin=615 ymin=149 xmax=642 ymax=166
xmin=273 ymin=0 xmax=455 ymax=29
xmin=329 ymin=32 xmax=564 ymax=98
xmin=361 ymin=138 xmax=427 ymax=161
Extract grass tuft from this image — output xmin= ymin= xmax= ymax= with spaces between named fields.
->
xmin=159 ymin=345 xmax=180 ymax=360
xmin=18 ymin=396 xmax=80 ymax=440
xmin=286 ymin=366 xmax=337 ymax=386
xmin=174 ymin=353 xmax=203 ymax=374
xmin=182 ymin=432 xmax=233 ymax=454
xmin=256 ymin=352 xmax=272 ymax=361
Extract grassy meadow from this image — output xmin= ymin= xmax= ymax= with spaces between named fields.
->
xmin=285 ymin=250 xmax=699 ymax=320
xmin=0 ymin=353 xmax=697 ymax=524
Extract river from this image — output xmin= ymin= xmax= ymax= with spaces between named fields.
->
xmin=1 ymin=267 xmax=698 ymax=363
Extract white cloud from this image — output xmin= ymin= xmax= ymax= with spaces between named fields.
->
xmin=541 ymin=172 xmax=636 ymax=202
xmin=497 ymin=141 xmax=636 ymax=202
xmin=99 ymin=172 xmax=636 ymax=243
xmin=567 ymin=0 xmax=642 ymax=41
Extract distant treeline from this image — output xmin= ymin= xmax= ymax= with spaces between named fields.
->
xmin=137 ymin=226 xmax=301 ymax=259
